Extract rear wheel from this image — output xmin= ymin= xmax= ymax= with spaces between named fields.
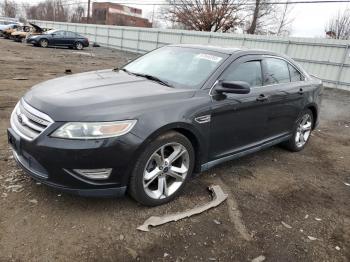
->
xmin=129 ymin=131 xmax=195 ymax=206
xmin=39 ymin=39 xmax=48 ymax=48
xmin=282 ymin=109 xmax=313 ymax=152
xmin=75 ymin=42 xmax=83 ymax=50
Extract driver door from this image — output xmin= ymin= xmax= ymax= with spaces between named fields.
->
xmin=209 ymin=55 xmax=269 ymax=160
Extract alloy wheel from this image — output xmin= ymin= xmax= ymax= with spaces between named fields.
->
xmin=295 ymin=114 xmax=312 ymax=148
xmin=76 ymin=42 xmax=83 ymax=50
xmin=40 ymin=39 xmax=48 ymax=48
xmin=143 ymin=142 xmax=190 ymax=200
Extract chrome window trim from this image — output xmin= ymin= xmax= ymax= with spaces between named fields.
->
xmin=209 ymin=54 xmax=307 ymax=96
xmin=209 ymin=80 xmax=219 ymax=97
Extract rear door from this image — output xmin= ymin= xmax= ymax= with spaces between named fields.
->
xmin=261 ymin=56 xmax=306 ymax=138
xmin=64 ymin=31 xmax=77 ymax=46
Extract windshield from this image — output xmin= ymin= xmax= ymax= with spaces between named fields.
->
xmin=123 ymin=46 xmax=228 ymax=89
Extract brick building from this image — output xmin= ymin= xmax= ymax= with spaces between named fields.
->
xmin=91 ymin=2 xmax=152 ymax=28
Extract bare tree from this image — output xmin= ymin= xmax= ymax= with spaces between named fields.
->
xmin=246 ymin=0 xmax=275 ymax=34
xmin=25 ymin=0 xmax=69 ymax=22
xmin=325 ymin=9 xmax=350 ymax=40
xmin=70 ymin=5 xmax=85 ymax=23
xmin=0 ymin=0 xmax=17 ymax=18
xmin=270 ymin=0 xmax=294 ymax=36
xmin=164 ymin=0 xmax=245 ymax=32
xmin=246 ymin=0 xmax=293 ymax=35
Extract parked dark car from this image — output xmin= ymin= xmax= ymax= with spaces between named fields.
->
xmin=8 ymin=45 xmax=322 ymax=206
xmin=26 ymin=29 xmax=89 ymax=50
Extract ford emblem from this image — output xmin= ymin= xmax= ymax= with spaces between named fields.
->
xmin=18 ymin=114 xmax=23 ymax=124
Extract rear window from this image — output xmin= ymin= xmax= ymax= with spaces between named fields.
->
xmin=288 ymin=64 xmax=303 ymax=82
xmin=66 ymin=31 xmax=78 ymax=37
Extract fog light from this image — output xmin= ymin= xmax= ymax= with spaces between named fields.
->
xmin=73 ymin=168 xmax=112 ymax=180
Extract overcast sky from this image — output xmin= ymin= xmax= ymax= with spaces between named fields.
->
xmin=14 ymin=0 xmax=350 ymax=38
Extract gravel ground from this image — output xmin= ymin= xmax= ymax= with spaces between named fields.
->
xmin=0 ymin=39 xmax=349 ymax=262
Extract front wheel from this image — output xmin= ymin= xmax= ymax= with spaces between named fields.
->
xmin=282 ymin=109 xmax=313 ymax=152
xmin=129 ymin=131 xmax=195 ymax=206
xmin=39 ymin=39 xmax=48 ymax=48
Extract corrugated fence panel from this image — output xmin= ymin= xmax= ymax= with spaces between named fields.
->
xmin=31 ymin=20 xmax=350 ymax=91
xmin=209 ymin=36 xmax=243 ymax=47
xmin=158 ymin=31 xmax=182 ymax=45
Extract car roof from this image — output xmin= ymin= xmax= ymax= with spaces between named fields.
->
xmin=169 ymin=44 xmax=281 ymax=57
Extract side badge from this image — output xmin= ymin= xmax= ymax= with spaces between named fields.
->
xmin=195 ymin=115 xmax=211 ymax=124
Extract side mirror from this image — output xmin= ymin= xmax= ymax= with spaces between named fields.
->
xmin=215 ymin=81 xmax=251 ymax=94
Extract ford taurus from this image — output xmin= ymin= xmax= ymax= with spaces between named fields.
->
xmin=8 ymin=45 xmax=322 ymax=206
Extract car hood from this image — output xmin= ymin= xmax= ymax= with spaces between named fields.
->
xmin=29 ymin=23 xmax=43 ymax=33
xmin=24 ymin=69 xmax=196 ymax=121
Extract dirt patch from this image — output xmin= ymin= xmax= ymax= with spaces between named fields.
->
xmin=0 ymin=39 xmax=349 ymax=261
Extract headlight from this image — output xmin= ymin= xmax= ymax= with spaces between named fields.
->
xmin=51 ymin=120 xmax=137 ymax=139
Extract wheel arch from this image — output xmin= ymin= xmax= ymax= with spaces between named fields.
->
xmin=305 ymin=103 xmax=318 ymax=129
xmin=39 ymin=37 xmax=49 ymax=46
xmin=74 ymin=41 xmax=84 ymax=49
xmin=135 ymin=123 xmax=205 ymax=174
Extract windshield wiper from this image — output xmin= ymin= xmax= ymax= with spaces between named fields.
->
xmin=139 ymin=74 xmax=173 ymax=88
xmin=117 ymin=68 xmax=130 ymax=73
xmin=119 ymin=69 xmax=173 ymax=87
xmin=120 ymin=69 xmax=172 ymax=87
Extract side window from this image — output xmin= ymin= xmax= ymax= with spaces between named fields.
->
xmin=264 ymin=58 xmax=290 ymax=85
xmin=288 ymin=64 xmax=303 ymax=82
xmin=221 ymin=61 xmax=263 ymax=87
xmin=55 ymin=31 xmax=65 ymax=36
xmin=66 ymin=31 xmax=77 ymax=37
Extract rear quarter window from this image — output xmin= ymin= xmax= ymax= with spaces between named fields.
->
xmin=288 ymin=64 xmax=303 ymax=82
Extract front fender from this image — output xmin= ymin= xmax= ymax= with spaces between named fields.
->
xmin=131 ymin=121 xmax=208 ymax=173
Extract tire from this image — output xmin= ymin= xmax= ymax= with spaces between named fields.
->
xmin=39 ymin=39 xmax=48 ymax=48
xmin=74 ymin=42 xmax=83 ymax=50
xmin=282 ymin=109 xmax=313 ymax=152
xmin=129 ymin=131 xmax=195 ymax=206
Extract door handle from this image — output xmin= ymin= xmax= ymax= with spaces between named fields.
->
xmin=256 ymin=94 xmax=268 ymax=102
xmin=298 ymin=88 xmax=304 ymax=95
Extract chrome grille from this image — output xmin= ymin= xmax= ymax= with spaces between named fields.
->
xmin=10 ymin=99 xmax=54 ymax=141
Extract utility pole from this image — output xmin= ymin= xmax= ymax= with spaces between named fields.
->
xmin=87 ymin=0 xmax=91 ymax=23
xmin=152 ymin=4 xmax=155 ymax=26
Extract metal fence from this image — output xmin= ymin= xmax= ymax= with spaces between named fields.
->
xmin=32 ymin=20 xmax=350 ymax=91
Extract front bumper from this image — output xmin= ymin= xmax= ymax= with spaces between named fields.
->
xmin=26 ymin=38 xmax=38 ymax=44
xmin=7 ymin=126 xmax=143 ymax=197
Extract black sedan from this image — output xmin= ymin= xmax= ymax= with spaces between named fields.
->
xmin=8 ymin=45 xmax=322 ymax=206
xmin=27 ymin=29 xmax=89 ymax=50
